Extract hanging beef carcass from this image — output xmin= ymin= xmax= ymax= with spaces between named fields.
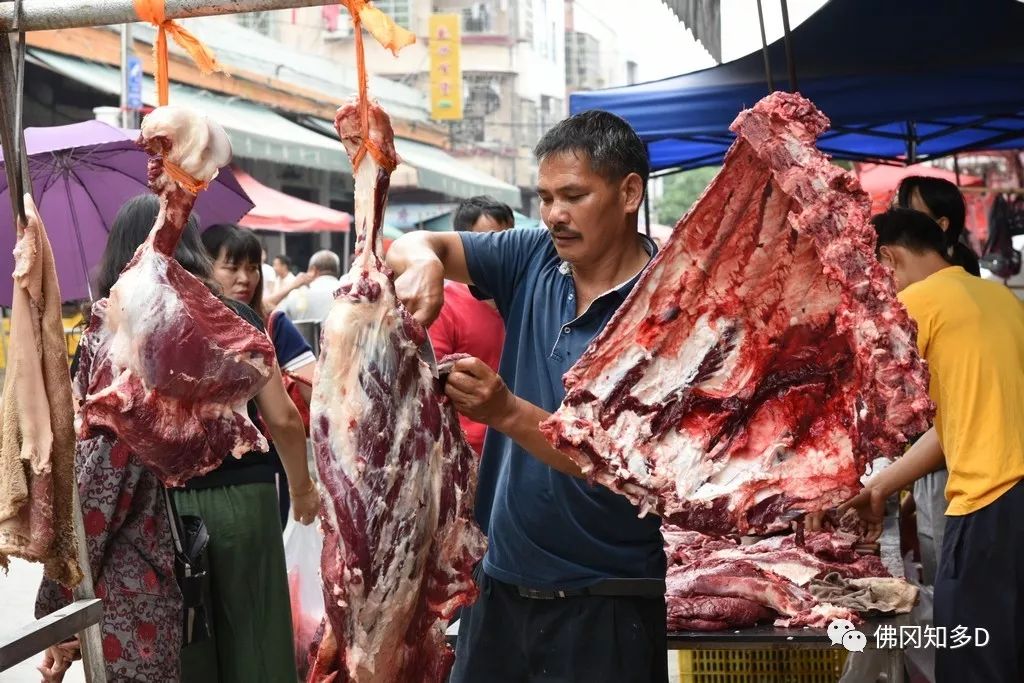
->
xmin=307 ymin=99 xmax=485 ymax=683
xmin=540 ymin=92 xmax=934 ymax=535
xmin=75 ymin=106 xmax=276 ymax=486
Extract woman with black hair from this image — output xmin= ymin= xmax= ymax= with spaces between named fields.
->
xmin=36 ymin=194 xmax=316 ymax=683
xmin=896 ymin=175 xmax=981 ymax=276
xmin=200 ymin=224 xmax=316 ymax=525
xmin=846 ymin=207 xmax=1024 ymax=682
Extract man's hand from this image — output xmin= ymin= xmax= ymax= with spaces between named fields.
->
xmin=394 ymin=259 xmax=445 ymax=326
xmin=444 ymin=357 xmax=518 ymax=428
xmin=294 ymin=271 xmax=316 ymax=288
xmin=839 ymin=487 xmax=887 ymax=542
xmin=264 ymin=270 xmax=316 ymax=307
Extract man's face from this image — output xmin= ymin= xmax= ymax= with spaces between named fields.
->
xmin=272 ymin=258 xmax=289 ymax=278
xmin=537 ymin=150 xmax=643 ymax=266
xmin=470 ymin=213 xmax=513 ymax=233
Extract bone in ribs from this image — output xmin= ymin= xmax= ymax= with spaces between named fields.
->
xmin=75 ymin=106 xmax=276 ymax=487
xmin=664 ymin=528 xmax=891 ymax=630
xmin=540 ymin=92 xmax=933 ymax=535
xmin=307 ymin=99 xmax=485 ymax=683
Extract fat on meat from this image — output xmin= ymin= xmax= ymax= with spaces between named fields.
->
xmin=540 ymin=92 xmax=934 ymax=535
xmin=307 ymin=99 xmax=485 ymax=683
xmin=75 ymin=106 xmax=276 ymax=486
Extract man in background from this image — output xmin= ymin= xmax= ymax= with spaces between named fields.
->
xmin=429 ymin=196 xmax=515 ymax=454
xmin=261 ymin=246 xmax=277 ymax=295
xmin=271 ymin=254 xmax=295 ymax=295
xmin=269 ymin=250 xmax=342 ymax=323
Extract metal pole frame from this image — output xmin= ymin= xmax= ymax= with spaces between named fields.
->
xmin=1 ymin=0 xmax=343 ymax=32
xmin=0 ymin=16 xmax=106 ymax=683
xmin=779 ymin=0 xmax=798 ymax=92
xmin=755 ymin=0 xmax=774 ymax=93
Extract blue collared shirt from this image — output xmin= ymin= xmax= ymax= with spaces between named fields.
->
xmin=459 ymin=228 xmax=665 ymax=590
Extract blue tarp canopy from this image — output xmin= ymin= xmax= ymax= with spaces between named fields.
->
xmin=570 ymin=0 xmax=1024 ymax=171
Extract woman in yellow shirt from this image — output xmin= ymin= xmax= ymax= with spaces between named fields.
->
xmin=895 ymin=177 xmax=981 ymax=587
xmin=847 ymin=207 xmax=1024 ymax=683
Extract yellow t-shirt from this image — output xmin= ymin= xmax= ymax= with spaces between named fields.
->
xmin=898 ymin=266 xmax=1024 ymax=516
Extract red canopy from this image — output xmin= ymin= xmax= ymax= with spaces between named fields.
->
xmin=855 ymin=163 xmax=983 ymax=214
xmin=233 ymin=167 xmax=351 ymax=233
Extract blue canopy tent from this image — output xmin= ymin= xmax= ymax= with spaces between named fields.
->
xmin=570 ymin=0 xmax=1024 ymax=172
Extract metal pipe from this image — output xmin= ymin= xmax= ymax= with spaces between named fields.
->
xmin=779 ymin=0 xmax=798 ymax=92
xmin=0 ymin=0 xmax=339 ymax=32
xmin=906 ymin=120 xmax=918 ymax=165
xmin=755 ymin=0 xmax=774 ymax=93
xmin=119 ymin=22 xmax=129 ymax=128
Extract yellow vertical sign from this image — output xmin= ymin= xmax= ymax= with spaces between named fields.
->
xmin=429 ymin=14 xmax=462 ymax=121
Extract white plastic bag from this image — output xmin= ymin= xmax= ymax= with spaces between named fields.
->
xmin=283 ymin=518 xmax=325 ymax=677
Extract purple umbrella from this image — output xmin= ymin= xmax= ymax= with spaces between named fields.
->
xmin=0 ymin=120 xmax=254 ymax=306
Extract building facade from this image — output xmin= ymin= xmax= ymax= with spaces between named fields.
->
xmin=246 ymin=1 xmax=566 ymax=212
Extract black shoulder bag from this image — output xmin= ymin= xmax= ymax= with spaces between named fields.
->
xmin=163 ymin=488 xmax=213 ymax=645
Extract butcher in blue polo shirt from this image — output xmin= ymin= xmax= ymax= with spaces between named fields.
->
xmin=387 ymin=110 xmax=667 ymax=682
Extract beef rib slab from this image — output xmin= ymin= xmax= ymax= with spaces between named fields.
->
xmin=540 ymin=92 xmax=933 ymax=535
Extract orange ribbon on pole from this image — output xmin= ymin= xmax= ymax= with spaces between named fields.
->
xmin=340 ymin=0 xmax=414 ymax=171
xmin=132 ymin=0 xmax=222 ymax=107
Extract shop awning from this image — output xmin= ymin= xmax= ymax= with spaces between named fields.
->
xmin=233 ymin=168 xmax=351 ymax=233
xmin=305 ymin=118 xmax=522 ymax=209
xmin=571 ymin=0 xmax=1024 ymax=170
xmin=29 ymin=50 xmax=351 ymax=173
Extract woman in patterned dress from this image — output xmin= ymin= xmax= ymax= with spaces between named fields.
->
xmin=35 ymin=195 xmax=317 ymax=682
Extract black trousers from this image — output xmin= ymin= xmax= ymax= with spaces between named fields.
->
xmin=450 ymin=567 xmax=668 ymax=683
xmin=935 ymin=478 xmax=1024 ymax=682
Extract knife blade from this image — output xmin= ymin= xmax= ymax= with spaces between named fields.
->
xmin=418 ymin=335 xmax=438 ymax=378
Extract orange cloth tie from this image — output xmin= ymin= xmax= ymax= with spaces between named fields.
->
xmin=162 ymin=159 xmax=208 ymax=195
xmin=341 ymin=0 xmax=414 ymax=171
xmin=133 ymin=0 xmax=222 ymax=107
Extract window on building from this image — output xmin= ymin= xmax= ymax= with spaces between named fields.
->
xmin=565 ymin=31 xmax=601 ymax=91
xmin=519 ymin=0 xmax=534 ymax=42
xmin=373 ymin=0 xmax=412 ymax=30
xmin=626 ymin=60 xmax=639 ymax=85
xmin=462 ymin=2 xmax=492 ymax=33
xmin=238 ymin=11 xmax=272 ymax=36
xmin=451 ymin=117 xmax=486 ymax=144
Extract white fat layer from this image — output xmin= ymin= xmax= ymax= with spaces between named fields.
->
xmin=141 ymin=105 xmax=231 ymax=182
xmin=107 ymin=248 xmax=179 ymax=380
xmin=712 ymin=548 xmax=821 ymax=586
